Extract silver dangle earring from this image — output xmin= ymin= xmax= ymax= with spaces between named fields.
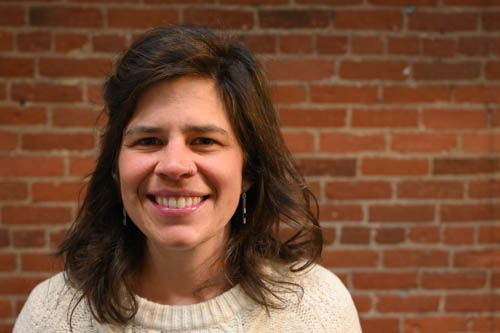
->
xmin=242 ymin=186 xmax=247 ymax=225
xmin=122 ymin=207 xmax=127 ymax=226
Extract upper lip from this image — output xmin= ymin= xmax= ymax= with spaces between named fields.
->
xmin=149 ymin=190 xmax=208 ymax=197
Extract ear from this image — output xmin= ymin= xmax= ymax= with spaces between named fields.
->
xmin=242 ymin=179 xmax=253 ymax=192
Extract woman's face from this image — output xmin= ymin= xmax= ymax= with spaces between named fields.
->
xmin=118 ymin=77 xmax=248 ymax=255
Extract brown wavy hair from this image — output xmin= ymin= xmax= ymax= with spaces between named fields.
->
xmin=58 ymin=25 xmax=322 ymax=325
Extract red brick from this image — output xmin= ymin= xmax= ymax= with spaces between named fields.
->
xmin=184 ymin=9 xmax=252 ymax=29
xmin=413 ymin=62 xmax=480 ymax=80
xmin=444 ymin=227 xmax=474 ymax=245
xmin=446 ymin=294 xmax=500 ymax=311
xmin=259 ymin=10 xmax=330 ymax=29
xmin=271 ymin=85 xmax=306 ymax=104
xmin=494 ymin=109 xmax=500 ymax=127
xmin=455 ymin=250 xmax=500 ymax=268
xmin=12 ymin=83 xmax=82 ymax=103
xmin=32 ymin=182 xmax=86 ymax=202
xmin=0 ymin=82 xmax=5 ymax=100
xmin=0 ymin=254 xmax=16 ymax=272
xmin=398 ymin=181 xmax=463 ymax=199
xmin=370 ymin=205 xmax=434 ymax=222
xmin=493 ymin=273 xmax=500 ymax=288
xmin=340 ymin=226 xmax=370 ymax=244
xmin=50 ymin=228 xmax=68 ymax=249
xmin=55 ymin=33 xmax=88 ymax=53
xmin=353 ymin=273 xmax=417 ymax=289
xmin=279 ymin=35 xmax=313 ymax=54
xmin=361 ymin=319 xmax=399 ymax=333
xmin=243 ymin=34 xmax=276 ymax=54
xmin=446 ymin=0 xmax=500 ymax=5
xmin=322 ymin=250 xmax=378 ymax=267
xmin=442 ymin=203 xmax=500 ymax=222
xmin=297 ymin=158 xmax=356 ymax=177
xmin=2 ymin=206 xmax=71 ymax=225
xmin=320 ymin=133 xmax=384 ymax=153
xmin=0 ymin=106 xmax=47 ymax=125
xmin=463 ymin=133 xmax=500 ymax=153
xmin=384 ymin=249 xmax=448 ymax=267
xmin=334 ymin=10 xmax=403 ymax=30
xmin=29 ymin=7 xmax=103 ymax=28
xmin=485 ymin=61 xmax=500 ymax=80
xmin=392 ymin=133 xmax=456 ymax=153
xmin=408 ymin=13 xmax=477 ymax=32
xmin=18 ymin=31 xmax=51 ymax=52
xmin=423 ymin=109 xmax=488 ymax=129
xmin=388 ymin=36 xmax=420 ymax=55
xmin=296 ymin=0 xmax=362 ymax=3
xmin=319 ymin=205 xmax=363 ymax=222
xmin=0 ymin=132 xmax=16 ymax=151
xmin=12 ymin=230 xmax=46 ymax=248
xmin=320 ymin=227 xmax=336 ymax=245
xmin=0 ymin=31 xmax=13 ymax=51
xmin=434 ymin=158 xmax=500 ymax=175
xmin=375 ymin=228 xmax=405 ymax=244
xmin=352 ymin=36 xmax=384 ymax=54
xmin=352 ymin=109 xmax=418 ymax=128
xmin=0 ymin=156 xmax=64 ymax=177
xmin=370 ymin=0 xmax=437 ymax=5
xmin=0 ymin=300 xmax=12 ymax=319
xmin=0 ymin=57 xmax=34 ymax=77
xmin=492 ymin=38 xmax=500 ymax=57
xmin=455 ymin=85 xmax=500 ymax=103
xmin=362 ymin=158 xmax=428 ymax=176
xmin=69 ymin=156 xmax=96 ymax=177
xmin=221 ymin=0 xmax=286 ymax=3
xmin=353 ymin=295 xmax=371 ymax=313
xmin=483 ymin=11 xmax=500 ymax=31
xmin=409 ymin=226 xmax=440 ymax=243
xmin=22 ymin=133 xmax=95 ymax=151
xmin=470 ymin=180 xmax=500 ymax=198
xmin=53 ymin=107 xmax=103 ymax=128
xmin=325 ymin=181 xmax=391 ymax=200
xmin=282 ymin=132 xmax=314 ymax=153
xmin=40 ymin=58 xmax=111 ymax=78
xmin=404 ymin=318 xmax=468 ymax=333
xmin=340 ymin=61 xmax=407 ymax=80
xmin=0 ymin=228 xmax=8 ymax=248
xmin=86 ymin=84 xmax=103 ymax=106
xmin=108 ymin=8 xmax=178 ymax=28
xmin=21 ymin=253 xmax=63 ymax=272
xmin=422 ymin=272 xmax=486 ymax=289
xmin=92 ymin=34 xmax=127 ymax=53
xmin=479 ymin=226 xmax=500 ymax=244
xmin=0 ymin=182 xmax=27 ymax=201
xmin=0 ymin=277 xmax=44 ymax=295
xmin=458 ymin=37 xmax=491 ymax=56
xmin=0 ymin=6 xmax=25 ymax=26
xmin=377 ymin=296 xmax=440 ymax=312
xmin=267 ymin=59 xmax=334 ymax=81
xmin=422 ymin=38 xmax=455 ymax=57
xmin=383 ymin=85 xmax=452 ymax=103
xmin=471 ymin=317 xmax=500 ymax=332
xmin=311 ymin=85 xmax=378 ymax=104
xmin=279 ymin=108 xmax=345 ymax=127
xmin=316 ymin=35 xmax=348 ymax=54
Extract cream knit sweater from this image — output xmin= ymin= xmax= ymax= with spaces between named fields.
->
xmin=14 ymin=264 xmax=361 ymax=332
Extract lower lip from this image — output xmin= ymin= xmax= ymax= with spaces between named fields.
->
xmin=149 ymin=198 xmax=206 ymax=217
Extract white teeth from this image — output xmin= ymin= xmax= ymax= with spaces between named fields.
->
xmin=155 ymin=196 xmax=203 ymax=208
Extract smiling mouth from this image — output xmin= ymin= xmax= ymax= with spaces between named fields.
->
xmin=150 ymin=195 xmax=208 ymax=209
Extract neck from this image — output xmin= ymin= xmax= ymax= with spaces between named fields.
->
xmin=135 ymin=241 xmax=231 ymax=305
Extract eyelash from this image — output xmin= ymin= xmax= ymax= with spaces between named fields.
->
xmin=134 ymin=137 xmax=217 ymax=147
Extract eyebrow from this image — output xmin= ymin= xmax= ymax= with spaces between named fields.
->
xmin=123 ymin=124 xmax=229 ymax=138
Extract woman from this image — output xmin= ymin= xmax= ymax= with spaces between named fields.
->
xmin=14 ymin=25 xmax=361 ymax=332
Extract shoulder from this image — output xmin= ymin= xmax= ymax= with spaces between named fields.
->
xmin=14 ymin=273 xmax=96 ymax=332
xmin=286 ymin=264 xmax=362 ymax=332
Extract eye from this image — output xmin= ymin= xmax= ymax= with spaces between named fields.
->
xmin=192 ymin=137 xmax=216 ymax=146
xmin=136 ymin=137 xmax=162 ymax=146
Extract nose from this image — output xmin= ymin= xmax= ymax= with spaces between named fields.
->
xmin=154 ymin=140 xmax=196 ymax=180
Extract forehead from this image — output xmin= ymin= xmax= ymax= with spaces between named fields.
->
xmin=127 ymin=77 xmax=231 ymax=129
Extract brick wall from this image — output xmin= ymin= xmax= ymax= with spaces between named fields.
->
xmin=0 ymin=1 xmax=499 ymax=332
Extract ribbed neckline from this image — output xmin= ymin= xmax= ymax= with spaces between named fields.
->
xmin=132 ymin=284 xmax=251 ymax=331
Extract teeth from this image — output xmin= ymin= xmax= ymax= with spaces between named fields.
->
xmin=155 ymin=196 xmax=203 ymax=208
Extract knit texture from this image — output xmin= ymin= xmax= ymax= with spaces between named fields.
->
xmin=14 ymin=264 xmax=361 ymax=332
